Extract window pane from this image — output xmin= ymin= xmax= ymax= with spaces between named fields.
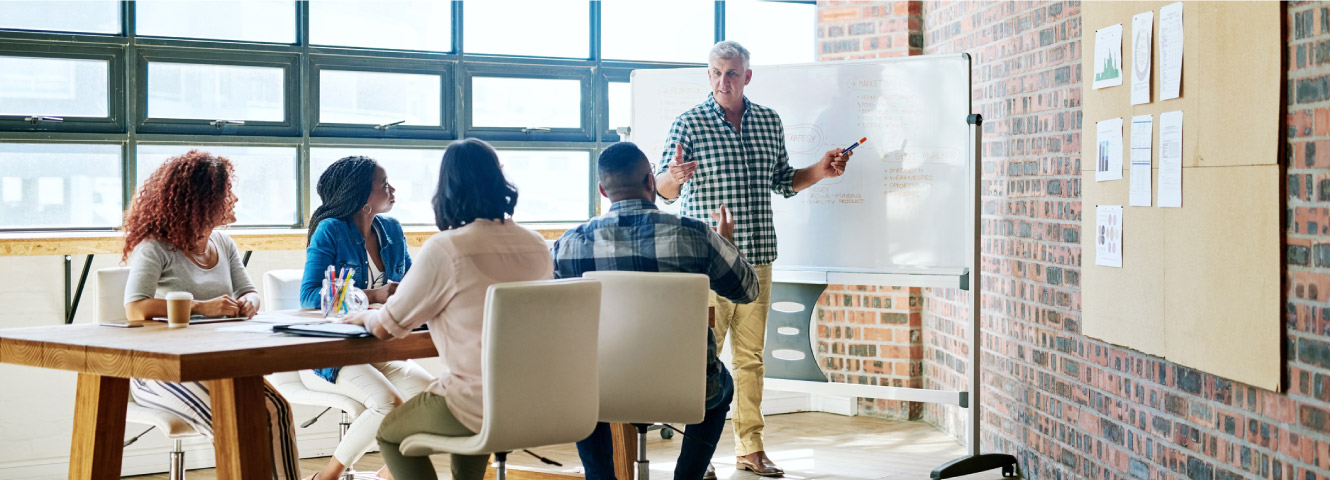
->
xmin=310 ymin=1 xmax=451 ymax=51
xmin=608 ymin=82 xmax=631 ymax=131
xmin=0 ymin=1 xmax=120 ymax=34
xmin=137 ymin=145 xmax=298 ymax=226
xmin=319 ymin=70 xmax=441 ymax=126
xmin=309 ymin=147 xmax=444 ymax=225
xmin=472 ymin=77 xmax=580 ymax=128
xmin=464 ymin=1 xmax=588 ymax=58
xmin=724 ymin=0 xmax=815 ymax=65
xmin=0 ymin=56 xmax=109 ymax=118
xmin=602 ymin=0 xmax=713 ymax=63
xmin=148 ymin=63 xmax=285 ymax=121
xmin=499 ymin=150 xmax=589 ymax=222
xmin=0 ymin=143 xmax=122 ymax=229
xmin=136 ymin=0 xmax=294 ymax=43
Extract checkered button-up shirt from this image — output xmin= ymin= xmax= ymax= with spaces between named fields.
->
xmin=656 ymin=93 xmax=797 ymax=266
xmin=551 ymin=199 xmax=758 ymax=407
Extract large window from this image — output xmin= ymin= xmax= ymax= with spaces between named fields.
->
xmin=146 ymin=63 xmax=285 ymax=122
xmin=0 ymin=143 xmax=122 ymax=229
xmin=0 ymin=1 xmax=816 ymax=231
xmin=0 ymin=1 xmax=121 ymax=35
xmin=137 ymin=145 xmax=299 ymax=226
xmin=309 ymin=148 xmax=446 ymax=226
xmin=135 ymin=0 xmax=295 ymax=44
xmin=309 ymin=1 xmax=452 ymax=52
xmin=724 ymin=0 xmax=817 ymax=65
xmin=0 ymin=56 xmax=110 ymax=118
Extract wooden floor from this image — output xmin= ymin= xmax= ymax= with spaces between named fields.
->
xmin=124 ymin=412 xmax=1015 ymax=480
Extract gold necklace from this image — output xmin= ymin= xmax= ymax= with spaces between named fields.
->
xmin=187 ymin=239 xmax=214 ymax=268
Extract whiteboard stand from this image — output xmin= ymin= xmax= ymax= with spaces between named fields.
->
xmin=761 ymin=115 xmax=1018 ymax=479
xmin=926 ymin=115 xmax=1018 ymax=479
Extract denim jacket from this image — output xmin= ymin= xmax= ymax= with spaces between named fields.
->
xmin=300 ymin=215 xmax=412 ymax=310
xmin=301 ymin=216 xmax=412 ymax=383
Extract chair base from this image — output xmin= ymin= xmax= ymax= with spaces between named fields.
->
xmin=636 ymin=424 xmax=650 ymax=480
xmin=169 ymin=439 xmax=186 ymax=480
xmin=495 ymin=451 xmax=510 ymax=480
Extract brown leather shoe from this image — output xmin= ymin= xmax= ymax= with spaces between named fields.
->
xmin=704 ymin=463 xmax=718 ymax=480
xmin=736 ymin=451 xmax=784 ymax=477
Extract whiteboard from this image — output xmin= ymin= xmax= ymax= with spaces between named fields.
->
xmin=631 ymin=55 xmax=973 ymax=276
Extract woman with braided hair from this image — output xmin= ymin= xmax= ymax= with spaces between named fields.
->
xmin=298 ymin=155 xmax=433 ymax=480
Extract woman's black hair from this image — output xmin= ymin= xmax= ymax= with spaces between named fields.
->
xmin=433 ymin=139 xmax=519 ymax=230
xmin=306 ymin=156 xmax=378 ymax=244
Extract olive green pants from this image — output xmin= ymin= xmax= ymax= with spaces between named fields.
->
xmin=377 ymin=391 xmax=489 ymax=480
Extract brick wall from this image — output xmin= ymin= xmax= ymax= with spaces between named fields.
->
xmin=813 ymin=284 xmax=924 ymax=420
xmin=814 ymin=1 xmax=1330 ymax=478
xmin=816 ymin=1 xmax=923 ymax=60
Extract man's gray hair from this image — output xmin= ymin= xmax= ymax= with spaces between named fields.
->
xmin=709 ymin=40 xmax=750 ymax=70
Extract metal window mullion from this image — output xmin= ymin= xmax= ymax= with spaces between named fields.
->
xmin=716 ymin=0 xmax=725 ymax=42
xmin=298 ymin=0 xmax=312 ymax=229
xmin=122 ymin=0 xmax=137 ymax=213
xmin=589 ymin=0 xmax=603 ymax=220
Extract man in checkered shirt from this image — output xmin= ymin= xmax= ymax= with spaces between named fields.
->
xmin=655 ymin=40 xmax=853 ymax=478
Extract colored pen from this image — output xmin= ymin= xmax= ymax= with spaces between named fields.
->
xmin=841 ymin=137 xmax=868 ymax=155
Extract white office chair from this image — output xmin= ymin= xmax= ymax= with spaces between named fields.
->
xmin=584 ymin=271 xmax=710 ymax=480
xmin=399 ymin=279 xmax=603 ymax=480
xmin=261 ymin=269 xmax=372 ymax=479
xmin=98 ymin=267 xmax=205 ymax=480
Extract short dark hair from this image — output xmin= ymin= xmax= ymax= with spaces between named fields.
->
xmin=433 ymin=138 xmax=519 ymax=230
xmin=597 ymin=142 xmax=651 ymax=194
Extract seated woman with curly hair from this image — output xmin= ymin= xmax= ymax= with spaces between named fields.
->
xmin=121 ymin=150 xmax=301 ymax=480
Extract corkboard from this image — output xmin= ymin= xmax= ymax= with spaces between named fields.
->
xmin=1080 ymin=1 xmax=1282 ymax=390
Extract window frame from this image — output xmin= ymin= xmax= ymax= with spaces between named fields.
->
xmin=0 ymin=0 xmax=767 ymax=233
xmin=0 ymin=42 xmax=127 ymax=134
xmin=463 ymin=62 xmax=595 ymax=143
xmin=135 ymin=47 xmax=301 ymax=136
xmin=309 ymin=55 xmax=456 ymax=140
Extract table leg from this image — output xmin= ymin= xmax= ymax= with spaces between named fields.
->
xmin=69 ymin=373 xmax=129 ymax=480
xmin=610 ymin=423 xmax=636 ymax=480
xmin=210 ymin=376 xmax=273 ymax=480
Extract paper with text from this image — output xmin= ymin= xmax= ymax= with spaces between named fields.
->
xmin=1158 ymin=111 xmax=1183 ymax=207
xmin=1129 ymin=115 xmax=1153 ymax=206
xmin=1096 ymin=205 xmax=1124 ymax=268
xmin=1160 ymin=2 xmax=1184 ymax=100
xmin=1131 ymin=12 xmax=1154 ymax=105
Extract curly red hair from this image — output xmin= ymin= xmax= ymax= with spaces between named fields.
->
xmin=121 ymin=150 xmax=237 ymax=261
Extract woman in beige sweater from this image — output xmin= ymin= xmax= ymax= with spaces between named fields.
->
xmin=343 ymin=138 xmax=553 ymax=480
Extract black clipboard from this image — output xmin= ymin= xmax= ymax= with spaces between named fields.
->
xmin=272 ymin=323 xmax=372 ymax=338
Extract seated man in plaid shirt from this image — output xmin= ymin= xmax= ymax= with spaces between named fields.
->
xmin=552 ymin=141 xmax=759 ymax=480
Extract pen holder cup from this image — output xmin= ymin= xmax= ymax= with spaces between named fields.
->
xmin=321 ymin=279 xmax=368 ymax=318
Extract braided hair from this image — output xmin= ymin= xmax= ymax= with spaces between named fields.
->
xmin=306 ymin=156 xmax=379 ymax=245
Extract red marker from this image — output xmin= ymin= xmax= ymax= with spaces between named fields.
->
xmin=841 ymin=137 xmax=868 ymax=154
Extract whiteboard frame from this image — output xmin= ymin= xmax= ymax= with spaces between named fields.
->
xmin=628 ymin=54 xmax=1009 ymax=471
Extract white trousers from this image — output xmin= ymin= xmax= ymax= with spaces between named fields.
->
xmin=298 ymin=360 xmax=433 ymax=466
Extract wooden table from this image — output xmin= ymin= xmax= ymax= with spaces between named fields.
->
xmin=0 ymin=317 xmax=436 ymax=480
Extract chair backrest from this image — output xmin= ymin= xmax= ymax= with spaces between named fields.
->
xmin=263 ymin=269 xmax=304 ymax=311
xmin=96 ymin=267 xmax=131 ymax=323
xmin=584 ymin=271 xmax=709 ymax=424
xmin=475 ymin=278 xmax=601 ymax=453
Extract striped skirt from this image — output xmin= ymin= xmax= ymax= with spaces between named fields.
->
xmin=130 ymin=378 xmax=301 ymax=480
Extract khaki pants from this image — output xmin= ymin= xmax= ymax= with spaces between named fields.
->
xmin=710 ymin=263 xmax=773 ymax=456
xmin=376 ymin=392 xmax=489 ymax=480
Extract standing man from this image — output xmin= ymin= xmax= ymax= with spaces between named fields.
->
xmin=655 ymin=40 xmax=852 ymax=477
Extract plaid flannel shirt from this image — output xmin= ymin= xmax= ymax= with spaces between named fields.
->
xmin=551 ymin=199 xmax=758 ymax=407
xmin=656 ymin=93 xmax=797 ymax=266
